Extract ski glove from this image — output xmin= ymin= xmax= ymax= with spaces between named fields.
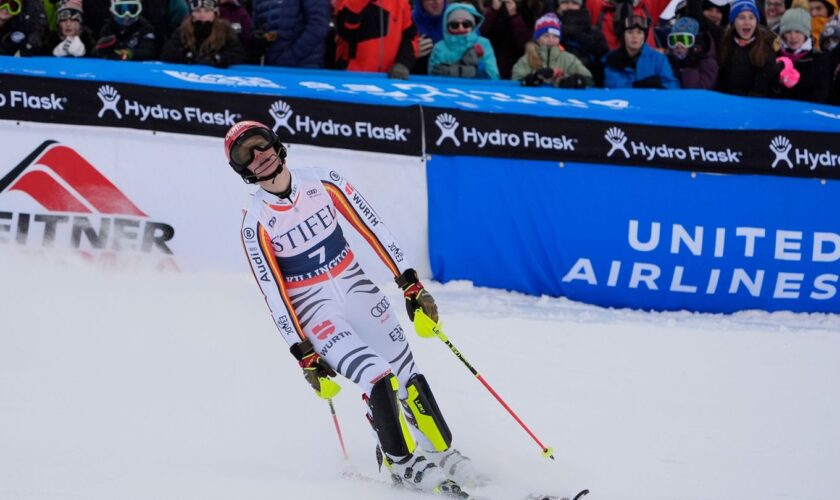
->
xmin=632 ymin=75 xmax=665 ymax=89
xmin=290 ymin=339 xmax=340 ymax=399
xmin=395 ymin=268 xmax=439 ymax=323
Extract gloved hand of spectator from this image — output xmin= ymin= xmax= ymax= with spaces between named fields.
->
xmin=65 ymin=36 xmax=86 ymax=57
xmin=521 ymin=67 xmax=554 ymax=86
xmin=114 ymin=48 xmax=134 ymax=61
xmin=555 ymin=74 xmax=592 ymax=89
xmin=388 ymin=63 xmax=410 ymax=79
xmin=95 ymin=34 xmax=117 ymax=52
xmin=776 ymin=56 xmax=800 ymax=88
xmin=198 ymin=52 xmax=228 ymax=68
xmin=461 ymin=43 xmax=484 ymax=66
xmin=2 ymin=31 xmax=26 ymax=54
xmin=632 ymin=75 xmax=665 ymax=89
xmin=251 ymin=29 xmax=277 ymax=49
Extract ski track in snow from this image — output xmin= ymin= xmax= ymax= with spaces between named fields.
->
xmin=1 ymin=253 xmax=838 ymax=500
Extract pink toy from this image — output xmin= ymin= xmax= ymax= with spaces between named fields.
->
xmin=776 ymin=56 xmax=800 ymax=88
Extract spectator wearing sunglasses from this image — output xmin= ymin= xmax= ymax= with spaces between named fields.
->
xmin=775 ymin=7 xmax=831 ymax=102
xmin=93 ymin=0 xmax=159 ymax=60
xmin=429 ymin=2 xmax=500 ymax=78
xmin=603 ymin=14 xmax=680 ymax=88
xmin=0 ymin=0 xmax=48 ymax=55
xmin=481 ymin=0 xmax=541 ymax=79
xmin=716 ymin=0 xmax=778 ymax=97
xmin=48 ymin=0 xmax=94 ymax=57
xmin=665 ymin=16 xmax=718 ymax=89
xmin=161 ymin=0 xmax=245 ymax=67
xmin=512 ymin=13 xmax=593 ymax=86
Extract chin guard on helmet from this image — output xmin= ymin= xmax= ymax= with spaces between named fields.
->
xmin=224 ymin=120 xmax=287 ymax=184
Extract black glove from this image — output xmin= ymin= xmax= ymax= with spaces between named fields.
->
xmin=395 ymin=268 xmax=438 ymax=322
xmin=556 ymin=74 xmax=592 ymax=89
xmin=632 ymin=75 xmax=665 ymax=89
xmin=430 ymin=63 xmax=476 ymax=78
xmin=290 ymin=339 xmax=336 ymax=393
xmin=1 ymin=31 xmax=26 ymax=54
xmin=388 ymin=62 xmax=410 ymax=80
xmin=250 ymin=30 xmax=277 ymax=53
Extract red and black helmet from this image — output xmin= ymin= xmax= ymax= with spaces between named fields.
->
xmin=223 ymin=120 xmax=287 ymax=184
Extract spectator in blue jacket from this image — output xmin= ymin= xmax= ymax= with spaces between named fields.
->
xmin=251 ymin=0 xmax=329 ymax=67
xmin=603 ymin=14 xmax=680 ymax=88
xmin=429 ymin=2 xmax=500 ymax=79
xmin=413 ymin=0 xmax=447 ymax=74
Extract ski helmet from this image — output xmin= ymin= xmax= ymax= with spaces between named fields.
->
xmin=224 ymin=120 xmax=287 ymax=184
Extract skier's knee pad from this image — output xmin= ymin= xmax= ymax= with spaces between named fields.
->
xmin=366 ymin=374 xmax=416 ymax=457
xmin=401 ymin=373 xmax=452 ymax=452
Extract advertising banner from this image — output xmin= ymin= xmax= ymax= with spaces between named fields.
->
xmin=428 ymin=156 xmax=840 ymax=313
xmin=0 ymin=121 xmax=429 ymax=276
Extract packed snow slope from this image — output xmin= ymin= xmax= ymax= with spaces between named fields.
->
xmin=1 ymin=254 xmax=838 ymax=500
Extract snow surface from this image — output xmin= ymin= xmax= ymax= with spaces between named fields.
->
xmin=2 ymin=253 xmax=839 ymax=500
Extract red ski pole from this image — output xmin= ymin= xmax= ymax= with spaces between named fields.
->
xmin=413 ymin=310 xmax=555 ymax=460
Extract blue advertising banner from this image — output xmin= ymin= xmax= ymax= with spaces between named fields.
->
xmin=428 ymin=156 xmax=840 ymax=313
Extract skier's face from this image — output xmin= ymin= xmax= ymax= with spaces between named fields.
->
xmin=243 ymin=136 xmax=282 ymax=179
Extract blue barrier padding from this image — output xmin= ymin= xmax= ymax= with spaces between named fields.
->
xmin=2 ymin=56 xmax=839 ymax=131
xmin=428 ymin=155 xmax=840 ymax=313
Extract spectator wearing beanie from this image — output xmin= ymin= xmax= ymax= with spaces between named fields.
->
xmin=49 ymin=0 xmax=95 ymax=56
xmin=1 ymin=0 xmax=48 ymax=55
xmin=809 ymin=0 xmax=837 ymax=45
xmin=93 ymin=0 xmax=159 ymax=60
xmin=512 ymin=13 xmax=593 ymax=86
xmin=603 ymin=13 xmax=680 ymax=88
xmin=822 ymin=20 xmax=840 ymax=103
xmin=253 ymin=0 xmax=329 ymax=68
xmin=334 ymin=0 xmax=415 ymax=76
xmin=776 ymin=7 xmax=831 ymax=102
xmin=717 ymin=0 xmax=779 ymax=97
xmin=429 ymin=2 xmax=500 ymax=78
xmin=413 ymin=0 xmax=447 ymax=74
xmin=161 ymin=0 xmax=246 ymax=67
xmin=666 ymin=16 xmax=718 ymax=88
xmin=555 ymin=0 xmax=608 ymax=85
xmin=481 ymin=0 xmax=538 ymax=79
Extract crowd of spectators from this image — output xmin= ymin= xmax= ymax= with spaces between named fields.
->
xmin=2 ymin=0 xmax=840 ymax=103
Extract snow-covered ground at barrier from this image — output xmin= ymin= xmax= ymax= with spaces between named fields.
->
xmin=2 ymin=255 xmax=839 ymax=500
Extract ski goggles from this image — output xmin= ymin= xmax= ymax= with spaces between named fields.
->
xmin=623 ymin=15 xmax=649 ymax=31
xmin=110 ymin=1 xmax=143 ymax=19
xmin=189 ymin=0 xmax=219 ymax=11
xmin=0 ymin=0 xmax=22 ymax=16
xmin=228 ymin=127 xmax=286 ymax=172
xmin=667 ymin=32 xmax=695 ymax=48
xmin=57 ymin=9 xmax=83 ymax=22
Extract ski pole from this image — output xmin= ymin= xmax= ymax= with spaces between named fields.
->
xmin=327 ymin=398 xmax=349 ymax=460
xmin=413 ymin=310 xmax=555 ymax=460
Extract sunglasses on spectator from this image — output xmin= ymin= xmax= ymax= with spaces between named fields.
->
xmin=0 ymin=0 xmax=22 ymax=16
xmin=57 ymin=10 xmax=83 ymax=22
xmin=448 ymin=20 xmax=475 ymax=30
xmin=667 ymin=32 xmax=695 ymax=48
xmin=110 ymin=2 xmax=143 ymax=18
xmin=623 ymin=15 xmax=649 ymax=31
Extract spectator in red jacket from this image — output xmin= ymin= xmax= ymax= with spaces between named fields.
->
xmin=334 ymin=0 xmax=417 ymax=78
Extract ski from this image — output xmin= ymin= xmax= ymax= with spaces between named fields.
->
xmin=341 ymin=469 xmax=589 ymax=500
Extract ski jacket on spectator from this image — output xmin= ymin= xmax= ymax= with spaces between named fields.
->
xmin=0 ymin=0 xmax=48 ymax=56
xmin=93 ymin=16 xmax=159 ymax=61
xmin=603 ymin=42 xmax=680 ymax=87
xmin=776 ymin=43 xmax=832 ymax=102
xmin=511 ymin=43 xmax=593 ymax=82
xmin=413 ymin=0 xmax=446 ymax=43
xmin=667 ymin=31 xmax=718 ymax=89
xmin=334 ymin=0 xmax=416 ymax=72
xmin=161 ymin=17 xmax=246 ymax=67
xmin=82 ymin=0 xmax=185 ymax=44
xmin=589 ymin=0 xmax=659 ymax=49
xmin=716 ymin=27 xmax=779 ymax=97
xmin=429 ymin=3 xmax=499 ymax=79
xmin=559 ymin=7 xmax=609 ymax=85
xmin=829 ymin=44 xmax=840 ymax=104
xmin=480 ymin=3 xmax=534 ymax=79
xmin=252 ymin=0 xmax=330 ymax=67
